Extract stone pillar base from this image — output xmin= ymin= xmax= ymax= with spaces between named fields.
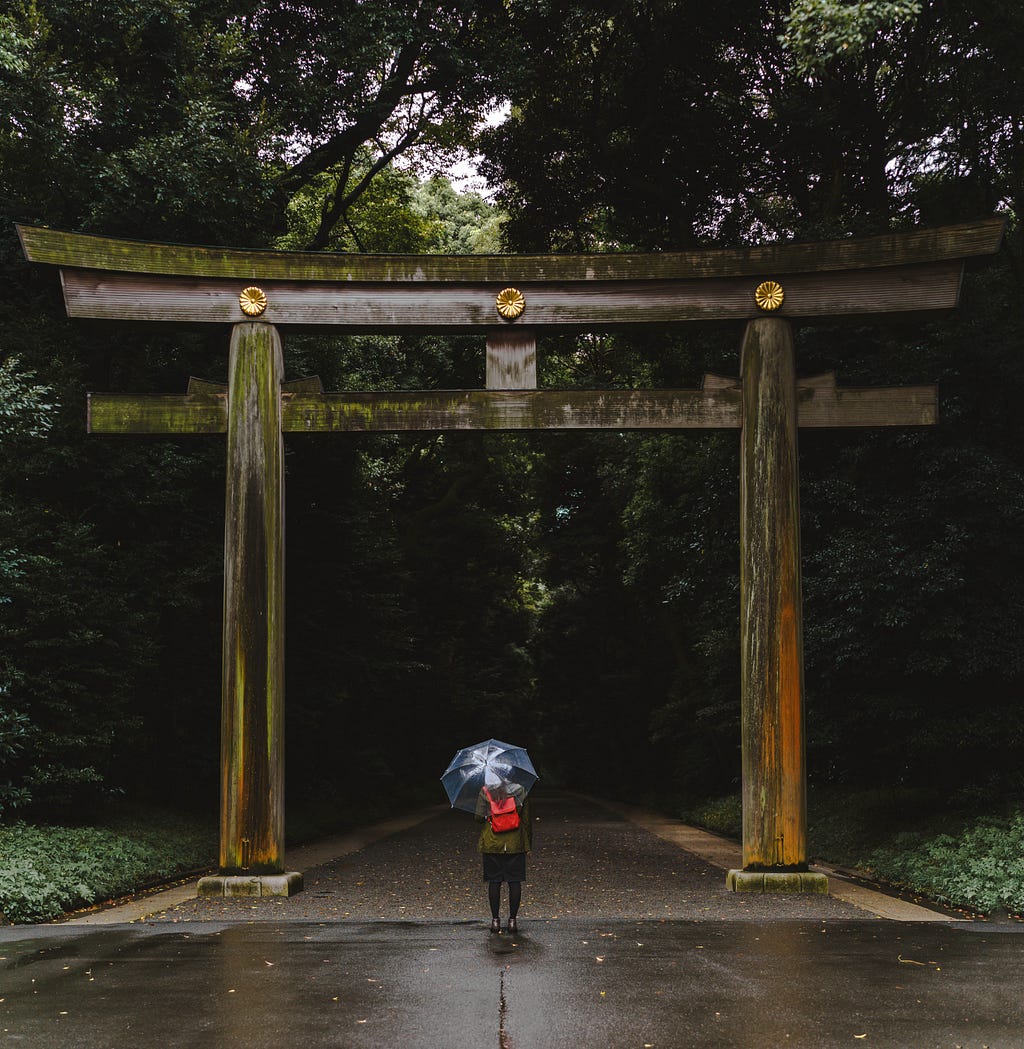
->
xmin=197 ymin=872 xmax=304 ymax=898
xmin=727 ymin=869 xmax=828 ymax=894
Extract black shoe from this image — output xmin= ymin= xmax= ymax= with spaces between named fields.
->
xmin=506 ymin=917 xmax=518 ymax=934
xmin=490 ymin=918 xmax=501 ymax=934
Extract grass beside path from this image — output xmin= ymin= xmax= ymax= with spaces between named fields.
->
xmin=676 ymin=788 xmax=1024 ymax=919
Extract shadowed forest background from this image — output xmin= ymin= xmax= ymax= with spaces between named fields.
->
xmin=2 ymin=0 xmax=1023 ymax=833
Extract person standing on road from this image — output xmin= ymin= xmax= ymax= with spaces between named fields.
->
xmin=476 ymin=770 xmax=533 ymax=934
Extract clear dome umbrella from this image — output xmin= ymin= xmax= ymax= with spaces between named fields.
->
xmin=441 ymin=738 xmax=538 ymax=814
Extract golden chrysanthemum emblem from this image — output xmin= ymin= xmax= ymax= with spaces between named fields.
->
xmin=495 ymin=287 xmax=526 ymax=320
xmin=239 ymin=286 xmax=268 ymax=317
xmin=754 ymin=280 xmax=785 ymax=312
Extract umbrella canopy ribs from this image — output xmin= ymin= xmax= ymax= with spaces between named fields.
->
xmin=17 ymin=217 xmax=1004 ymax=895
xmin=441 ymin=739 xmax=539 ymax=816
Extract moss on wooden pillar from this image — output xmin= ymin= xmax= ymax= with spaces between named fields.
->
xmin=738 ymin=316 xmax=808 ymax=872
xmin=220 ymin=322 xmax=285 ymax=876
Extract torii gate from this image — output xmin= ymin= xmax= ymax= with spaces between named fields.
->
xmin=18 ymin=218 xmax=1003 ymax=896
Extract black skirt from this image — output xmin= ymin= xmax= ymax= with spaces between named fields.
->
xmin=482 ymin=852 xmax=527 ymax=884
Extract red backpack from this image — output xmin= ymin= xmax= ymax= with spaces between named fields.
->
xmin=483 ymin=787 xmax=521 ymax=833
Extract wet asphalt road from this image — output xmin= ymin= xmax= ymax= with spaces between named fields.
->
xmin=145 ymin=792 xmax=866 ymax=924
xmin=1 ymin=793 xmax=1022 ymax=1048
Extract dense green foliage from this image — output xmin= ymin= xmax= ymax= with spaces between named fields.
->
xmin=858 ymin=815 xmax=1024 ymax=914
xmin=809 ymin=792 xmax=1024 ymax=916
xmin=680 ymin=789 xmax=1024 ymax=915
xmin=0 ymin=0 xmax=1022 ymax=844
xmin=0 ymin=810 xmax=216 ymax=923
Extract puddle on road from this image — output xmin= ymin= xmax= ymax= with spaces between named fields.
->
xmin=485 ymin=929 xmax=542 ymax=960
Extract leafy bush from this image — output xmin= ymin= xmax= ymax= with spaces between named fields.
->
xmin=678 ymin=794 xmax=742 ymax=839
xmin=858 ymin=815 xmax=1024 ymax=915
xmin=0 ymin=813 xmax=216 ymax=923
xmin=0 ymin=790 xmax=436 ymax=923
xmin=677 ymin=788 xmax=1024 ymax=916
xmin=0 ymin=356 xmax=56 ymax=442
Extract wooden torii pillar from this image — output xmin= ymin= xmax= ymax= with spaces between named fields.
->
xmin=18 ymin=218 xmax=1003 ymax=895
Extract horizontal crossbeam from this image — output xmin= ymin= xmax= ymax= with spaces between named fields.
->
xmin=60 ymin=261 xmax=964 ymax=328
xmin=284 ymin=388 xmax=741 ymax=431
xmin=795 ymin=372 xmax=937 ymax=427
xmin=88 ymin=392 xmax=227 ymax=434
xmin=18 ymin=218 xmax=1004 ymax=282
xmin=87 ymin=375 xmax=936 ymax=434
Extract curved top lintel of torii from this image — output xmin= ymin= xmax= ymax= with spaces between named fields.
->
xmin=16 ymin=217 xmax=1006 ymax=329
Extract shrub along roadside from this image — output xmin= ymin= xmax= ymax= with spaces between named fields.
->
xmin=0 ymin=811 xmax=217 ymax=924
xmin=849 ymin=816 xmax=1024 ymax=916
xmin=676 ymin=789 xmax=1024 ymax=918
xmin=0 ymin=785 xmax=443 ymax=924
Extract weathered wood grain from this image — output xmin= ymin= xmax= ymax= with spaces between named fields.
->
xmin=281 ymin=388 xmax=744 ymax=431
xmin=796 ymin=373 xmax=938 ymax=427
xmin=18 ymin=217 xmax=1004 ymax=281
xmin=701 ymin=373 xmax=938 ymax=427
xmin=187 ymin=377 xmax=227 ymax=395
xmin=57 ymin=261 xmax=966 ymax=327
xmin=220 ymin=322 xmax=286 ymax=876
xmin=86 ymin=375 xmax=937 ymax=434
xmin=281 ymin=375 xmax=325 ymax=393
xmin=739 ymin=316 xmax=807 ymax=871
xmin=88 ymin=392 xmax=227 ymax=433
xmin=486 ymin=329 xmax=537 ymax=390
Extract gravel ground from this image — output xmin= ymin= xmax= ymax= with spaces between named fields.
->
xmin=147 ymin=793 xmax=870 ymax=925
